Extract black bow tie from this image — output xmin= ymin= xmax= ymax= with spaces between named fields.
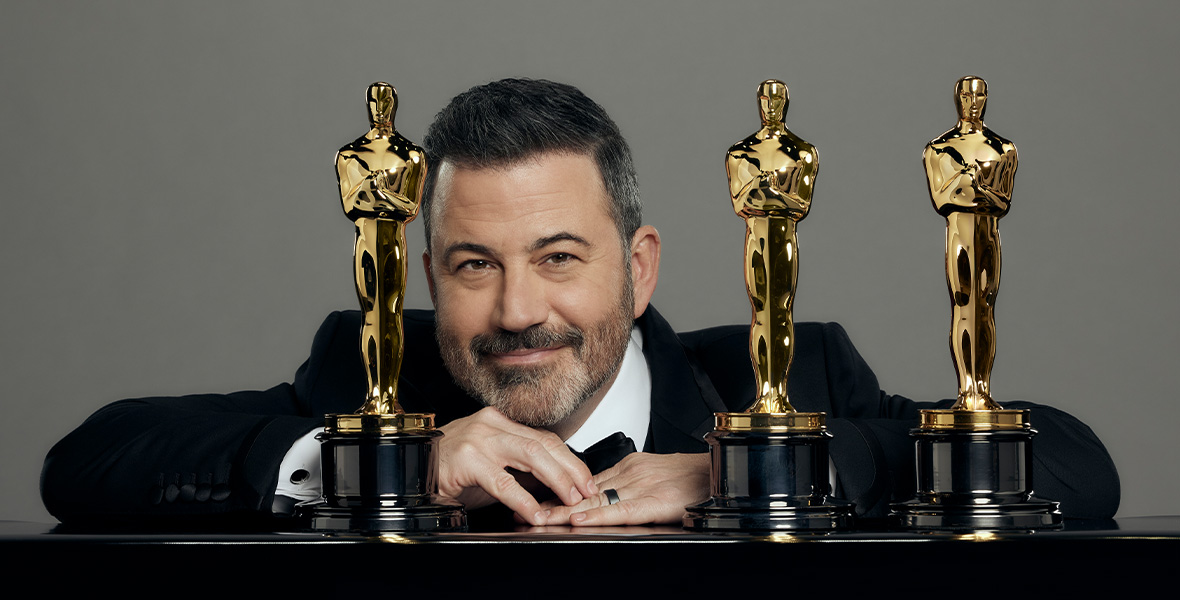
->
xmin=570 ymin=431 xmax=636 ymax=475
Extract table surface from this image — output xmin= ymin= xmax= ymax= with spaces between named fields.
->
xmin=5 ymin=515 xmax=1178 ymax=540
xmin=6 ymin=517 xmax=1176 ymax=593
xmin=4 ymin=514 xmax=1175 ymax=590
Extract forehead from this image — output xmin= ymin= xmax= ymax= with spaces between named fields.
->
xmin=958 ymin=80 xmax=987 ymax=95
xmin=430 ymin=153 xmax=615 ymax=250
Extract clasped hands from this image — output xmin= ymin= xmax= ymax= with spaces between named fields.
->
xmin=437 ymin=407 xmax=709 ymax=527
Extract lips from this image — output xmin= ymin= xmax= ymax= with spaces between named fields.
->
xmin=488 ymin=345 xmax=566 ymax=366
xmin=469 ymin=324 xmax=585 ymax=359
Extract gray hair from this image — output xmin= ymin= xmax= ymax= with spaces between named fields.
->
xmin=421 ymin=78 xmax=641 ymax=252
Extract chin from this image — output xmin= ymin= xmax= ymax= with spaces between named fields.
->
xmin=477 ymin=363 xmax=594 ymax=427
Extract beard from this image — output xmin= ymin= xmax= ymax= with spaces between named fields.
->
xmin=436 ymin=271 xmax=635 ymax=428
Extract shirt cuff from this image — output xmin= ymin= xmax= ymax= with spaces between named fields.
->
xmin=273 ymin=427 xmax=324 ymax=513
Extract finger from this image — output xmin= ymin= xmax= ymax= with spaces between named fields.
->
xmin=493 ymin=434 xmax=591 ymax=506
xmin=589 ymin=463 xmax=622 ymax=489
xmin=535 ymin=496 xmax=565 ymax=512
xmin=538 ymin=468 xmax=623 ymax=524
xmin=570 ymin=498 xmax=672 ymax=527
xmin=475 ymin=409 xmax=598 ymax=499
xmin=537 ymin=492 xmax=610 ymax=525
xmin=466 ymin=457 xmax=550 ymax=526
xmin=508 ymin=427 xmax=598 ymax=498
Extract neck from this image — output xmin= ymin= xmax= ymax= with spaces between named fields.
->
xmin=957 ymin=118 xmax=983 ymax=133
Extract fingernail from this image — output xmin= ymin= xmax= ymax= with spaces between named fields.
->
xmin=570 ymin=486 xmax=580 ymax=502
xmin=571 ymin=513 xmax=586 ymax=524
xmin=534 ymin=510 xmax=549 ymax=525
xmin=587 ymin=479 xmax=598 ymax=495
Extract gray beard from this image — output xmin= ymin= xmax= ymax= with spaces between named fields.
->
xmin=435 ymin=274 xmax=634 ymax=428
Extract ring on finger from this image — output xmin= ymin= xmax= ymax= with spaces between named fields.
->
xmin=603 ymin=488 xmax=621 ymax=505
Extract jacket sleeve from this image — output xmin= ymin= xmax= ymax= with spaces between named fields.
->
xmin=36 ymin=313 xmax=356 ymax=524
xmin=817 ymin=322 xmax=1121 ymax=520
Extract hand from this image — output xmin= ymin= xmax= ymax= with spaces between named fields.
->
xmin=437 ymin=407 xmax=597 ymax=525
xmin=536 ymin=452 xmax=710 ymax=526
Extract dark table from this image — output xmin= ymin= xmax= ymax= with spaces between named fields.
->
xmin=4 ymin=517 xmax=1176 ymax=594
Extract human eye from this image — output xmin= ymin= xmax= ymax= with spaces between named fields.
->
xmin=457 ymin=259 xmax=492 ymax=272
xmin=544 ymin=252 xmax=577 ymax=266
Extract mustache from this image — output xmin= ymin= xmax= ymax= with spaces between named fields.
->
xmin=470 ymin=325 xmax=585 ymax=357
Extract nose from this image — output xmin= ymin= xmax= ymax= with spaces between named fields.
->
xmin=494 ymin=268 xmax=549 ymax=332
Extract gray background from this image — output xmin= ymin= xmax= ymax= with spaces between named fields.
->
xmin=2 ymin=0 xmax=1175 ymax=522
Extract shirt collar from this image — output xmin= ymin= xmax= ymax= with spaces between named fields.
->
xmin=564 ymin=326 xmax=651 ymax=452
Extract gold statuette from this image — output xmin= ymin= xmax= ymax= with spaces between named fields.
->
xmin=684 ymin=80 xmax=853 ymax=530
xmin=722 ymin=79 xmax=821 ymax=432
xmin=302 ymin=82 xmax=465 ymax=532
xmin=335 ymin=82 xmax=426 ymax=423
xmin=894 ymin=76 xmax=1058 ymax=529
xmin=921 ymin=75 xmax=1025 ymax=430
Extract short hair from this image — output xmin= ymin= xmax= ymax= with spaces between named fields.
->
xmin=421 ymin=78 xmax=641 ymax=252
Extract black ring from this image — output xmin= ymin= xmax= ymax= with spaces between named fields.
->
xmin=603 ymin=488 xmax=621 ymax=505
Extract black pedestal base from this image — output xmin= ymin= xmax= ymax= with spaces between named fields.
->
xmin=893 ymin=428 xmax=1060 ymax=531
xmin=684 ymin=429 xmax=854 ymax=531
xmin=300 ymin=499 xmax=467 ymax=533
xmin=297 ymin=428 xmax=466 ymax=533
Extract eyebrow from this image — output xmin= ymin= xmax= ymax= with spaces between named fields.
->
xmin=441 ymin=233 xmax=591 ymax=264
xmin=441 ymin=242 xmax=493 ymax=265
xmin=531 ymin=232 xmax=591 ymax=252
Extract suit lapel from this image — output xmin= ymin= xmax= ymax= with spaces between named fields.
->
xmin=638 ymin=306 xmax=728 ymax=454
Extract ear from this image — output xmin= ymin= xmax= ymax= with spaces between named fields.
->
xmin=628 ymin=225 xmax=661 ymax=319
xmin=422 ymin=250 xmax=438 ymax=306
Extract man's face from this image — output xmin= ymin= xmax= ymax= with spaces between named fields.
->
xmin=425 ymin=152 xmax=635 ymax=428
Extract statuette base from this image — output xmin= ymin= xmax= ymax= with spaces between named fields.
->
xmin=714 ymin=410 xmax=825 ymax=433
xmin=893 ymin=426 xmax=1060 ymax=531
xmin=298 ymin=414 xmax=466 ymax=533
xmin=918 ymin=408 xmax=1029 ymax=431
xmin=325 ymin=412 xmax=435 ymax=434
xmin=684 ymin=425 xmax=854 ymax=531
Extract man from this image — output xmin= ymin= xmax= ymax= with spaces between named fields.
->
xmin=41 ymin=78 xmax=1120 ymax=527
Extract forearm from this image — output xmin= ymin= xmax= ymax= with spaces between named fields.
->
xmin=826 ymin=401 xmax=1120 ymax=520
xmin=733 ymin=178 xmax=810 ymax=217
xmin=1005 ymin=402 xmax=1120 ymax=518
xmin=933 ymin=173 xmax=1009 ymax=216
xmin=818 ymin=323 xmax=1118 ymax=518
xmin=41 ymin=387 xmax=321 ymax=523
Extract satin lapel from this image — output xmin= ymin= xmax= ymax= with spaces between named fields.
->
xmin=639 ymin=306 xmax=728 ymax=453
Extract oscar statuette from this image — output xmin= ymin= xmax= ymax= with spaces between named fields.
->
xmin=684 ymin=80 xmax=854 ymax=531
xmin=893 ymin=76 xmax=1060 ymax=530
xmin=298 ymin=82 xmax=466 ymax=532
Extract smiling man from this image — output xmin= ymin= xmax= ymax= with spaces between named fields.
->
xmin=412 ymin=79 xmax=699 ymax=525
xmin=41 ymin=79 xmax=1121 ymax=527
xmin=429 ymin=155 xmax=640 ymax=436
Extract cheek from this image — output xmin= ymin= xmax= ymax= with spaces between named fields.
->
xmin=434 ymin=280 xmax=493 ymax=336
xmin=547 ymin=271 xmax=626 ymax=324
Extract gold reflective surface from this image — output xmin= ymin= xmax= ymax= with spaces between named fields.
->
xmin=721 ymin=80 xmax=821 ymax=432
xmin=325 ymin=412 xmax=435 ymax=435
xmin=715 ymin=411 xmax=825 ymax=433
xmin=918 ymin=408 xmax=1028 ymax=431
xmin=335 ymin=82 xmax=426 ymax=418
xmin=921 ymin=76 xmax=1024 ymax=430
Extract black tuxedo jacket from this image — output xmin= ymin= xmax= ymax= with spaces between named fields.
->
xmin=41 ymin=306 xmax=1120 ymax=523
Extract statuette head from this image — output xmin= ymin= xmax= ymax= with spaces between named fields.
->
xmin=757 ymin=79 xmax=789 ymax=127
xmin=954 ymin=76 xmax=988 ymax=123
xmin=366 ymin=82 xmax=398 ymax=130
